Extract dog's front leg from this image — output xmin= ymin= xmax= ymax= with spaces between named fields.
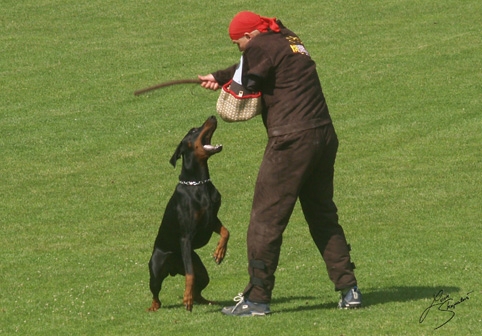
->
xmin=213 ymin=220 xmax=229 ymax=264
xmin=180 ymin=237 xmax=195 ymax=312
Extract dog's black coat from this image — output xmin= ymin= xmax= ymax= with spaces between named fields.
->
xmin=148 ymin=116 xmax=229 ymax=312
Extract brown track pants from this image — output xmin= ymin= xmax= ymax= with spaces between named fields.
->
xmin=243 ymin=123 xmax=357 ymax=303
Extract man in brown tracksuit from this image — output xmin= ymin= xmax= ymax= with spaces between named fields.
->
xmin=199 ymin=11 xmax=362 ymax=316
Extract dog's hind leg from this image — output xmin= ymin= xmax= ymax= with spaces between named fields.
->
xmin=191 ymin=251 xmax=213 ymax=305
xmin=148 ymin=248 xmax=172 ymax=311
xmin=180 ymin=237 xmax=196 ymax=312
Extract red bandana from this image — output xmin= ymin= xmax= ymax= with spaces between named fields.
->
xmin=228 ymin=11 xmax=280 ymax=40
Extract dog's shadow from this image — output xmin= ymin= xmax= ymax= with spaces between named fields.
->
xmin=272 ymin=285 xmax=461 ymax=312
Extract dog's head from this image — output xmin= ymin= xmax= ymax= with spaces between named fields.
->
xmin=170 ymin=115 xmax=223 ymax=167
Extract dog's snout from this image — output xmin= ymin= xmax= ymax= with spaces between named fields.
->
xmin=207 ymin=115 xmax=217 ymax=125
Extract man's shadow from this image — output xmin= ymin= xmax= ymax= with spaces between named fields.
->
xmin=160 ymin=286 xmax=461 ymax=311
xmin=271 ymin=286 xmax=461 ymax=312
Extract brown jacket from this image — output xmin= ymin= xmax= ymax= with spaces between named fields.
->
xmin=212 ymin=22 xmax=332 ymax=137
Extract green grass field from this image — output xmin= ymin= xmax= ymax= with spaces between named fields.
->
xmin=1 ymin=0 xmax=480 ymax=335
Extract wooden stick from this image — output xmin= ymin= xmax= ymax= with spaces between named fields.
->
xmin=134 ymin=79 xmax=202 ymax=96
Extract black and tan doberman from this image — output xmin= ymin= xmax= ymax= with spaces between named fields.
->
xmin=148 ymin=115 xmax=229 ymax=312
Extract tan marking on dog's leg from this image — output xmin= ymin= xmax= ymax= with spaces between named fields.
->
xmin=183 ymin=274 xmax=194 ymax=312
xmin=213 ymin=226 xmax=230 ymax=264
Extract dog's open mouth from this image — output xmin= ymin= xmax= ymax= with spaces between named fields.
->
xmin=200 ymin=116 xmax=223 ymax=154
xmin=203 ymin=143 xmax=223 ymax=154
xmin=203 ymin=145 xmax=223 ymax=153
xmin=202 ymin=131 xmax=223 ymax=154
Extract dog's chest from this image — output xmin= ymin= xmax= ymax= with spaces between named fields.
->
xmin=179 ymin=185 xmax=220 ymax=246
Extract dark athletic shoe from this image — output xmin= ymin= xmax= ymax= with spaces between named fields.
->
xmin=221 ymin=293 xmax=271 ymax=316
xmin=338 ymin=286 xmax=362 ymax=309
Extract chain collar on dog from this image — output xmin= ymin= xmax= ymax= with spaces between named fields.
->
xmin=178 ymin=179 xmax=211 ymax=186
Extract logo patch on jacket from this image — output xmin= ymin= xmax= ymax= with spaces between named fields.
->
xmin=286 ymin=36 xmax=310 ymax=56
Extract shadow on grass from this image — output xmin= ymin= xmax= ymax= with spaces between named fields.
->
xmin=361 ymin=286 xmax=461 ymax=307
xmin=150 ymin=285 xmax=461 ymax=313
xmin=273 ymin=286 xmax=461 ymax=312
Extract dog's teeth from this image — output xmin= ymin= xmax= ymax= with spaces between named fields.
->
xmin=204 ymin=144 xmax=222 ymax=151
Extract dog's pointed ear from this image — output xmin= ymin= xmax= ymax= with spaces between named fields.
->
xmin=169 ymin=142 xmax=183 ymax=167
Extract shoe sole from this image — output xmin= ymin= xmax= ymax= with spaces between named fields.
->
xmin=222 ymin=311 xmax=271 ymax=316
xmin=222 ymin=309 xmax=271 ymax=316
xmin=339 ymin=303 xmax=362 ymax=309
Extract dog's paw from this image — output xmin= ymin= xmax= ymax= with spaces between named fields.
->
xmin=213 ymin=245 xmax=227 ymax=264
xmin=184 ymin=301 xmax=193 ymax=312
xmin=147 ymin=299 xmax=161 ymax=312
xmin=213 ymin=254 xmax=224 ymax=265
xmin=213 ymin=254 xmax=225 ymax=265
